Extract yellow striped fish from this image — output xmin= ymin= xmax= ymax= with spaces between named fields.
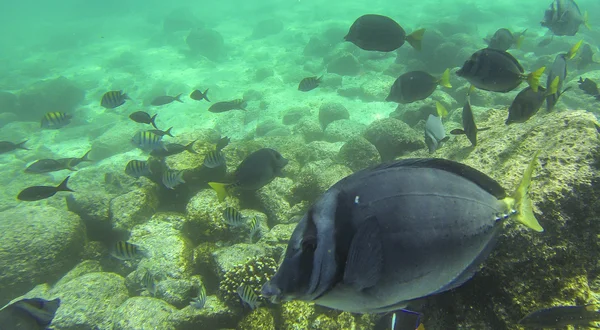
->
xmin=237 ymin=284 xmax=260 ymax=310
xmin=162 ymin=169 xmax=185 ymax=189
xmin=203 ymin=150 xmax=225 ymax=168
xmin=131 ymin=131 xmax=165 ymax=151
xmin=249 ymin=216 xmax=260 ymax=240
xmin=125 ymin=160 xmax=151 ymax=178
xmin=111 ymin=241 xmax=145 ymax=260
xmin=141 ymin=269 xmax=156 ymax=295
xmin=40 ymin=112 xmax=72 ymax=129
xmin=101 ymin=90 xmax=129 ymax=109
xmin=223 ymin=207 xmax=245 ymax=227
xmin=190 ymin=283 xmax=207 ymax=309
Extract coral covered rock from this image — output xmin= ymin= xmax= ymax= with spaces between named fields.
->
xmin=338 ymin=136 xmax=381 ymax=171
xmin=218 ymin=255 xmax=277 ymax=307
xmin=110 ymin=187 xmax=159 ymax=232
xmin=323 ymin=119 xmax=366 ymax=142
xmin=113 ymin=297 xmax=177 ymax=330
xmin=237 ymin=307 xmax=276 ymax=330
xmin=17 ymin=76 xmax=85 ymax=120
xmin=363 ymin=118 xmax=425 ymax=161
xmin=318 ymin=102 xmax=350 ymax=129
xmin=327 ymin=53 xmax=361 ymax=76
xmin=186 ymin=28 xmax=226 ymax=61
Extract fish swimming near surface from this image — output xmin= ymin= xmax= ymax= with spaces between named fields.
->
xmin=150 ymin=141 xmax=196 ymax=157
xmin=17 ymin=176 xmax=74 ymax=201
xmin=485 ymin=28 xmax=526 ymax=51
xmin=216 ymin=136 xmax=230 ymax=151
xmin=0 ymin=140 xmax=28 ymax=154
xmin=129 ymin=111 xmax=158 ymax=129
xmin=190 ymin=89 xmax=210 ymax=102
xmin=386 ymin=69 xmax=451 ymax=104
xmin=41 ymin=111 xmax=72 ymax=129
xmin=577 ymin=44 xmax=600 ymax=70
xmin=101 ymin=90 xmax=130 ymax=109
xmin=578 ymin=77 xmax=600 ymax=97
xmin=237 ymin=284 xmax=261 ymax=310
xmin=298 ymin=76 xmax=323 ymax=92
xmin=223 ymin=206 xmax=245 ymax=227
xmin=151 ymin=93 xmax=183 ymax=106
xmin=111 ymin=241 xmax=146 ymax=261
xmin=125 ymin=160 xmax=152 ymax=178
xmin=162 ymin=169 xmax=185 ymax=189
xmin=344 ymin=14 xmax=425 ymax=52
xmin=0 ymin=297 xmax=60 ymax=330
xmin=203 ymin=150 xmax=226 ymax=168
xmin=541 ymin=0 xmax=589 ymax=36
xmin=456 ymin=48 xmax=544 ymax=93
xmin=148 ymin=127 xmax=174 ymax=138
xmin=546 ymin=41 xmax=581 ymax=112
xmin=208 ymin=148 xmax=289 ymax=202
xmin=190 ymin=283 xmax=207 ymax=309
xmin=25 ymin=150 xmax=91 ymax=173
xmin=519 ymin=304 xmax=600 ymax=328
xmin=450 ymin=95 xmax=491 ymax=145
xmin=131 ymin=131 xmax=166 ymax=152
xmin=208 ymin=99 xmax=247 ymax=113
xmin=261 ymin=154 xmax=543 ymax=313
xmin=506 ymin=77 xmax=560 ymax=125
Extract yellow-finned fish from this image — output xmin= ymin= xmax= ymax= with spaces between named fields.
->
xmin=101 ymin=90 xmax=129 ymax=109
xmin=41 ymin=112 xmax=72 ymax=129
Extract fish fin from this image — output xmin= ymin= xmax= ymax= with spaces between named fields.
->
xmin=584 ymin=11 xmax=591 ymax=31
xmin=186 ymin=140 xmax=197 ymax=154
xmin=164 ymin=127 xmax=174 ymax=137
xmin=440 ymin=136 xmax=450 ymax=143
xmin=515 ymin=34 xmax=525 ymax=49
xmin=526 ymin=67 xmax=545 ymax=93
xmin=208 ymin=182 xmax=229 ymax=202
xmin=416 ymin=324 xmax=425 ymax=330
xmin=150 ymin=114 xmax=158 ymax=129
xmin=174 ymin=93 xmax=183 ymax=103
xmin=14 ymin=298 xmax=61 ymax=326
xmin=450 ymin=129 xmax=466 ymax=135
xmin=203 ymin=89 xmax=211 ymax=102
xmin=477 ymin=127 xmax=491 ymax=132
xmin=438 ymin=69 xmax=452 ymax=88
xmin=435 ymin=101 xmax=448 ymax=118
xmin=80 ymin=150 xmax=92 ymax=162
xmin=567 ymin=40 xmax=583 ymax=60
xmin=16 ymin=140 xmax=29 ymax=150
xmin=57 ymin=176 xmax=74 ymax=192
xmin=405 ymin=28 xmax=425 ymax=51
xmin=343 ymin=216 xmax=383 ymax=290
xmin=547 ymin=76 xmax=560 ymax=96
xmin=503 ymin=151 xmax=543 ymax=232
xmin=467 ymin=84 xmax=476 ymax=95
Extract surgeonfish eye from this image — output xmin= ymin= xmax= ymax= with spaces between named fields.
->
xmin=301 ymin=237 xmax=316 ymax=251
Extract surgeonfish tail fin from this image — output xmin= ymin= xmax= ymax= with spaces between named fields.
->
xmin=208 ymin=182 xmax=229 ymax=202
xmin=435 ymin=101 xmax=448 ymax=118
xmin=57 ymin=176 xmax=74 ymax=193
xmin=547 ymin=76 xmax=560 ymax=96
xmin=164 ymin=127 xmax=174 ymax=137
xmin=515 ymin=30 xmax=526 ymax=49
xmin=438 ymin=69 xmax=452 ymax=88
xmin=526 ymin=67 xmax=545 ymax=93
xmin=584 ymin=11 xmax=591 ymax=31
xmin=467 ymin=84 xmax=476 ymax=96
xmin=174 ymin=93 xmax=183 ymax=103
xmin=567 ymin=40 xmax=583 ymax=60
xmin=150 ymin=114 xmax=158 ymax=129
xmin=16 ymin=140 xmax=29 ymax=150
xmin=186 ymin=140 xmax=197 ymax=154
xmin=504 ymin=151 xmax=543 ymax=232
xmin=406 ymin=28 xmax=425 ymax=51
xmin=81 ymin=150 xmax=92 ymax=162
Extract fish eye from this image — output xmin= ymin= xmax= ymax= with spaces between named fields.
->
xmin=301 ymin=238 xmax=316 ymax=251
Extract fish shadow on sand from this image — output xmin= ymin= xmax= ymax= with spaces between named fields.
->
xmin=445 ymin=144 xmax=476 ymax=161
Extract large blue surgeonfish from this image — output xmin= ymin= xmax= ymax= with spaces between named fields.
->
xmin=262 ymin=155 xmax=543 ymax=313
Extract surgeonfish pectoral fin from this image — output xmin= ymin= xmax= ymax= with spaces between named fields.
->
xmin=435 ymin=101 xmax=448 ymax=118
xmin=438 ymin=69 xmax=452 ymax=88
xmin=547 ymin=76 xmax=560 ymax=96
xmin=405 ymin=28 xmax=425 ymax=51
xmin=208 ymin=182 xmax=229 ymax=202
xmin=467 ymin=84 xmax=476 ymax=96
xmin=342 ymin=216 xmax=383 ymax=290
xmin=526 ymin=67 xmax=545 ymax=93
xmin=584 ymin=11 xmax=591 ymax=31
xmin=567 ymin=40 xmax=583 ymax=60
xmin=505 ymin=151 xmax=544 ymax=232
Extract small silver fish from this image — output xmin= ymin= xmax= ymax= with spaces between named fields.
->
xmin=237 ymin=284 xmax=260 ymax=310
xmin=111 ymin=241 xmax=145 ymax=261
xmin=141 ymin=269 xmax=157 ymax=295
xmin=203 ymin=150 xmax=226 ymax=168
xmin=223 ymin=207 xmax=245 ymax=226
xmin=190 ymin=283 xmax=207 ymax=309
xmin=162 ymin=169 xmax=185 ymax=189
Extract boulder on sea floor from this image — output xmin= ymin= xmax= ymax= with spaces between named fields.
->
xmin=0 ymin=206 xmax=85 ymax=307
xmin=17 ymin=76 xmax=85 ymax=120
xmin=112 ymin=297 xmax=177 ymax=330
xmin=402 ymin=110 xmax=600 ymax=329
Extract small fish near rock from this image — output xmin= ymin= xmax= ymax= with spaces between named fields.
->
xmin=0 ymin=140 xmax=28 ymax=154
xmin=298 ymin=75 xmax=323 ymax=92
xmin=190 ymin=89 xmax=210 ymax=102
xmin=208 ymin=99 xmax=247 ymax=113
xmin=578 ymin=77 xmax=600 ymax=97
xmin=150 ymin=141 xmax=196 ymax=157
xmin=151 ymin=93 xmax=183 ymax=106
xmin=450 ymin=96 xmax=490 ymax=145
xmin=484 ymin=28 xmax=526 ymax=51
xmin=386 ymin=69 xmax=451 ymax=104
xmin=125 ymin=160 xmax=152 ymax=178
xmin=344 ymin=14 xmax=425 ymax=52
xmin=519 ymin=304 xmax=600 ymax=328
xmin=41 ymin=111 xmax=72 ymax=129
xmin=17 ymin=176 xmax=74 ymax=201
xmin=101 ymin=90 xmax=130 ymax=109
xmin=129 ymin=111 xmax=158 ymax=129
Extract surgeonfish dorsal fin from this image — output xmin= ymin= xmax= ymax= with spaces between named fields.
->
xmin=567 ymin=40 xmax=584 ymax=60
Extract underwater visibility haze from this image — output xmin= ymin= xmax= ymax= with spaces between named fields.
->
xmin=2 ymin=0 xmax=600 ymax=329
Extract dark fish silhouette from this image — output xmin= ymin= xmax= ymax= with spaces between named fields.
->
xmin=577 ymin=44 xmax=600 ymax=70
xmin=0 ymin=140 xmax=28 ymax=154
xmin=541 ymin=0 xmax=588 ymax=36
xmin=506 ymin=83 xmax=554 ymax=125
xmin=216 ymin=136 xmax=230 ymax=151
xmin=519 ymin=305 xmax=600 ymax=328
xmin=0 ymin=297 xmax=60 ymax=330
xmin=208 ymin=99 xmax=247 ymax=113
xmin=147 ymin=127 xmax=174 ymax=137
xmin=546 ymin=41 xmax=580 ymax=112
xmin=129 ymin=111 xmax=158 ymax=129
xmin=344 ymin=14 xmax=425 ymax=52
xmin=150 ymin=141 xmax=196 ymax=157
xmin=190 ymin=89 xmax=210 ymax=102
xmin=386 ymin=69 xmax=451 ymax=104
xmin=41 ymin=112 xmax=72 ymax=129
xmin=450 ymin=96 xmax=490 ymax=145
xmin=18 ymin=176 xmax=74 ymax=201
xmin=485 ymin=28 xmax=526 ymax=51
xmin=456 ymin=48 xmax=544 ymax=93
xmin=25 ymin=150 xmax=91 ymax=173
xmin=578 ymin=77 xmax=599 ymax=96
xmin=537 ymin=36 xmax=554 ymax=47
xmin=298 ymin=76 xmax=322 ymax=92
xmin=151 ymin=93 xmax=183 ymax=106
xmin=101 ymin=90 xmax=129 ymax=109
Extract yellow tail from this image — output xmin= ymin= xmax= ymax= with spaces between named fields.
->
xmin=406 ymin=28 xmax=425 ymax=51
xmin=502 ymin=151 xmax=543 ymax=232
xmin=438 ymin=68 xmax=452 ymax=88
xmin=435 ymin=101 xmax=448 ymax=118
xmin=526 ymin=67 xmax=545 ymax=93
xmin=567 ymin=40 xmax=583 ymax=60
xmin=208 ymin=182 xmax=229 ymax=202
xmin=546 ymin=76 xmax=559 ymax=96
